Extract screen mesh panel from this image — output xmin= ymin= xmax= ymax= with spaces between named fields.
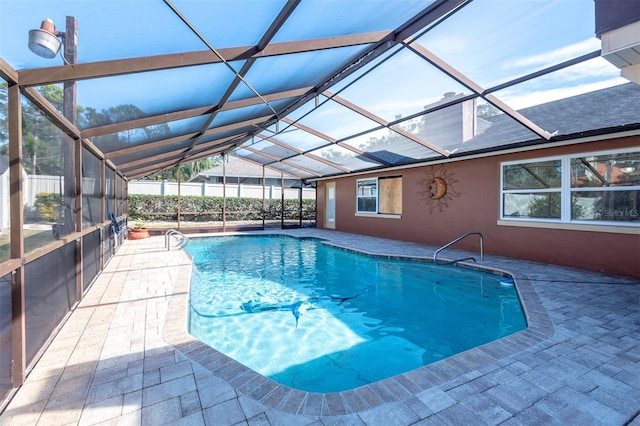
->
xmin=82 ymin=148 xmax=102 ymax=228
xmin=24 ymin=243 xmax=76 ymax=365
xmin=102 ymin=226 xmax=113 ymax=265
xmin=0 ymin=273 xmax=12 ymax=402
xmin=83 ymin=230 xmax=101 ymax=292
xmin=105 ymin=167 xmax=115 ymax=218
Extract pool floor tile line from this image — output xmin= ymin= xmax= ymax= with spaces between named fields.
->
xmin=1 ymin=229 xmax=639 ymax=425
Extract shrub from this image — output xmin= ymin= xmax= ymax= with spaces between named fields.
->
xmin=35 ymin=193 xmax=60 ymax=221
xmin=127 ymin=194 xmax=316 ymax=222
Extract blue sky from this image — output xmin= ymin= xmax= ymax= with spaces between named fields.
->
xmin=0 ymin=0 xmax=626 ymax=127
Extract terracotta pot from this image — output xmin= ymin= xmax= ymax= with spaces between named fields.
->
xmin=128 ymin=227 xmax=150 ymax=240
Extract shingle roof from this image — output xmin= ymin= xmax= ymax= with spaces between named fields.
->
xmin=452 ymin=83 xmax=640 ymax=155
xmin=197 ymin=158 xmax=296 ymax=179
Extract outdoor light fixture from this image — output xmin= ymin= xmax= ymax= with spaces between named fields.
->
xmin=27 ymin=16 xmax=78 ymax=236
xmin=28 ymin=18 xmax=64 ymax=59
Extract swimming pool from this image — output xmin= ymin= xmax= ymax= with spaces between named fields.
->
xmin=186 ymin=235 xmax=526 ymax=393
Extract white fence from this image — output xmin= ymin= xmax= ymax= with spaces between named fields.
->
xmin=128 ymin=180 xmax=315 ymax=200
xmin=25 ymin=175 xmax=59 ymax=207
xmin=22 ymin=176 xmax=315 ymax=206
xmin=0 ymin=176 xmax=314 ymax=230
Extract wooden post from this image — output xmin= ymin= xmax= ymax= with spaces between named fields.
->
xmin=177 ymin=169 xmax=181 ymax=230
xmin=222 ymin=155 xmax=226 ymax=231
xmin=75 ymin=137 xmax=83 ymax=300
xmin=262 ymin=166 xmax=266 ymax=229
xmin=299 ymin=179 xmax=303 ymax=228
xmin=62 ymin=16 xmax=77 ymax=237
xmin=60 ymin=16 xmax=82 ymax=299
xmin=100 ymin=159 xmax=105 ymax=268
xmin=63 ymin=16 xmax=77 ymax=124
xmin=9 ymin=83 xmax=26 ymax=386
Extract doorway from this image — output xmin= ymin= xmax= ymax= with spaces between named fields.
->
xmin=325 ymin=182 xmax=335 ymax=229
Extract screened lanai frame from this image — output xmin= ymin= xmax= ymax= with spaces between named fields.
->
xmin=2 ymin=0 xmax=633 ymax=183
xmin=1 ymin=0 xmax=639 ymax=408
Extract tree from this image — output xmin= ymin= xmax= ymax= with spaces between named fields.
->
xmin=79 ymin=104 xmax=171 ymax=151
xmin=146 ymin=157 xmax=219 ymax=181
xmin=180 ymin=158 xmax=216 ymax=181
xmin=477 ymin=103 xmax=501 ymax=118
xmin=0 ymin=84 xmax=69 ymax=174
xmin=38 ymin=85 xmax=64 ymax=111
xmin=22 ymin=86 xmax=66 ymax=175
xmin=319 ymin=147 xmax=351 ymax=165
xmin=527 ymin=193 xmax=561 ymax=218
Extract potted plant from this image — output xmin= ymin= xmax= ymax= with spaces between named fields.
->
xmin=128 ymin=218 xmax=150 ymax=240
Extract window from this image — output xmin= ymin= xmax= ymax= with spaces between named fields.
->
xmin=356 ymin=178 xmax=377 ymax=213
xmin=356 ymin=176 xmax=402 ymax=215
xmin=570 ymin=152 xmax=640 ymax=223
xmin=502 ymin=159 xmax=562 ymax=219
xmin=501 ymin=149 xmax=640 ymax=226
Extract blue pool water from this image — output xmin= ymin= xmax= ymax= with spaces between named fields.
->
xmin=186 ymin=235 xmax=526 ymax=393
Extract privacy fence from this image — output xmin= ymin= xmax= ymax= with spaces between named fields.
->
xmin=128 ymin=180 xmax=315 ymax=199
xmin=10 ymin=176 xmax=316 ymax=230
xmin=128 ymin=194 xmax=317 ymax=229
xmin=128 ymin=180 xmax=317 ymax=230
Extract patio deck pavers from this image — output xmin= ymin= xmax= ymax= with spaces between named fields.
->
xmin=0 ymin=229 xmax=638 ymax=425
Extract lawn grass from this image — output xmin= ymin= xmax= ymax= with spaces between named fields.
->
xmin=0 ymin=229 xmax=59 ymax=263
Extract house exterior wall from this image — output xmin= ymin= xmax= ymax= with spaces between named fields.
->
xmin=316 ymin=135 xmax=640 ymax=278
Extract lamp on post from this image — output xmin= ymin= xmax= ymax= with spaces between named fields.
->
xmin=28 ymin=16 xmax=78 ymax=236
xmin=28 ymin=19 xmax=63 ymax=59
xmin=28 ymin=17 xmax=77 ymax=123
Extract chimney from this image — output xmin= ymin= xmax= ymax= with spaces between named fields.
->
xmin=421 ymin=92 xmax=477 ymax=147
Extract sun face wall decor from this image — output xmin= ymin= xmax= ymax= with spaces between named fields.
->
xmin=417 ymin=164 xmax=460 ymax=213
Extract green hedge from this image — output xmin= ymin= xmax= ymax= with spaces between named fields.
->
xmin=35 ymin=193 xmax=61 ymax=221
xmin=127 ymin=194 xmax=316 ymax=222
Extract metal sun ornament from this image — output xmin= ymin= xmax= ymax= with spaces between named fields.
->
xmin=417 ymin=164 xmax=460 ymax=214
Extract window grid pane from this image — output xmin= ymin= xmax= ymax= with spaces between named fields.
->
xmin=571 ymin=152 xmax=640 ymax=188
xmin=356 ymin=179 xmax=377 ymax=213
xmin=503 ymin=193 xmax=561 ymax=219
xmin=572 ymin=191 xmax=639 ymax=222
xmin=503 ymin=160 xmax=561 ymax=190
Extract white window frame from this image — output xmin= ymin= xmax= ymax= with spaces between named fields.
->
xmin=500 ymin=148 xmax=640 ymax=228
xmin=356 ymin=178 xmax=378 ymax=214
xmin=501 ymin=155 xmax=563 ymax=223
